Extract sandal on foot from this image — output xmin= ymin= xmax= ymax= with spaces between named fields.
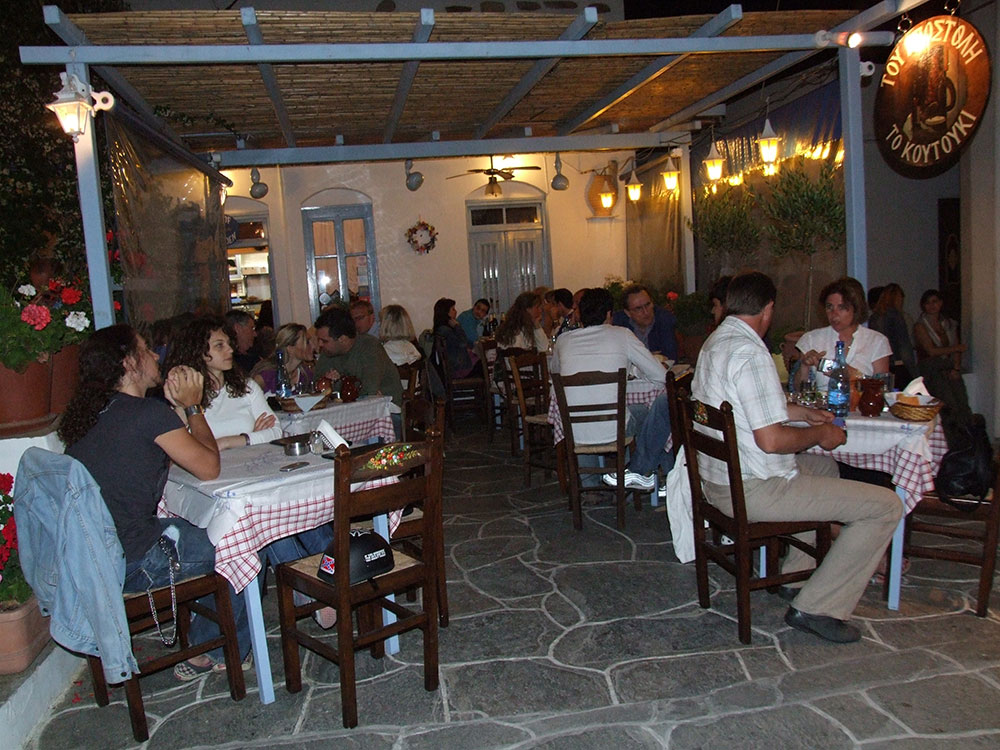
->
xmin=212 ymin=652 xmax=253 ymax=673
xmin=174 ymin=659 xmax=215 ymax=681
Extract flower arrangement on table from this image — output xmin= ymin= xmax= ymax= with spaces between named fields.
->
xmin=0 ymin=472 xmax=31 ymax=608
xmin=405 ymin=220 xmax=438 ymax=255
xmin=0 ymin=276 xmax=93 ymax=373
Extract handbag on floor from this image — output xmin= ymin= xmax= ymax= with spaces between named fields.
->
xmin=935 ymin=416 xmax=994 ymax=506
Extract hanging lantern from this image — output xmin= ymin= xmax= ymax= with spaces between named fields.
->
xmin=626 ymin=172 xmax=642 ymax=202
xmin=759 ymin=118 xmax=781 ymax=164
xmin=704 ymin=140 xmax=724 ymax=181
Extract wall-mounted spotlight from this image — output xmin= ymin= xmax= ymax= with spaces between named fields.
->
xmin=405 ymin=159 xmax=424 ymax=191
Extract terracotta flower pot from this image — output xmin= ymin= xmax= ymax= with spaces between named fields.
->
xmin=0 ymin=596 xmax=50 ymax=674
xmin=50 ymin=344 xmax=81 ymax=414
xmin=0 ymin=359 xmax=54 ymax=436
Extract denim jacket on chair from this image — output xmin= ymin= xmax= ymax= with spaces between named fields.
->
xmin=14 ymin=448 xmax=138 ymax=683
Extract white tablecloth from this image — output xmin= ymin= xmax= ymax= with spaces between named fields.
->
xmin=277 ymin=395 xmax=395 ymax=444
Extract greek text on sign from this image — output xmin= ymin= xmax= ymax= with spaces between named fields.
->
xmin=874 ymin=16 xmax=991 ymax=179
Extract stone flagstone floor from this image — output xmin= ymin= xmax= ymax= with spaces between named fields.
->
xmin=27 ymin=416 xmax=1000 ymax=749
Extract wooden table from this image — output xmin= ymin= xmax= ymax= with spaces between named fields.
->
xmin=161 ymin=443 xmax=400 ymax=704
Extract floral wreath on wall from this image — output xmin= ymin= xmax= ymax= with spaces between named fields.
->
xmin=405 ymin=219 xmax=437 ymax=255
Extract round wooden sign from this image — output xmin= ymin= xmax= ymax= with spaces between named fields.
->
xmin=874 ymin=16 xmax=991 ymax=178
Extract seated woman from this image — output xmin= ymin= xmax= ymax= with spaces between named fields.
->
xmin=913 ymin=288 xmax=971 ymax=425
xmin=165 ymin=316 xmax=283 ymax=450
xmin=60 ymin=325 xmax=251 ymax=679
xmin=379 ymin=304 xmax=422 ymax=366
xmin=795 ymin=277 xmax=891 ymax=391
xmin=433 ymin=297 xmax=477 ymax=377
xmin=495 ymin=291 xmax=550 ymax=353
xmin=250 ymin=323 xmax=315 ymax=394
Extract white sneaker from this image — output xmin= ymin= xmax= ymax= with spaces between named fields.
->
xmin=657 ymin=484 xmax=668 ymax=498
xmin=602 ymin=471 xmax=655 ymax=491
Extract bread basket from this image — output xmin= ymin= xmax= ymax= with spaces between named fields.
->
xmin=887 ymin=394 xmax=942 ymax=422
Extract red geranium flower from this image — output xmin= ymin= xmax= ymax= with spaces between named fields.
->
xmin=114 ymin=300 xmax=122 ymax=311
xmin=667 ymin=291 xmax=679 ymax=301
xmin=61 ymin=287 xmax=83 ymax=305
xmin=0 ymin=473 xmax=12 ymax=495
xmin=21 ymin=304 xmax=51 ymax=330
xmin=48 ymin=279 xmax=63 ymax=293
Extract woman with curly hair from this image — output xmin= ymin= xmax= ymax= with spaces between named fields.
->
xmin=495 ymin=291 xmax=549 ymax=352
xmin=61 ymin=324 xmax=252 ymax=679
xmin=250 ymin=323 xmax=315 ymax=394
xmin=164 ymin=316 xmax=282 ymax=450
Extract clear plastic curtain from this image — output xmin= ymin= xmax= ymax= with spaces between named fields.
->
xmin=626 ymin=170 xmax=685 ymax=291
xmin=105 ymin=114 xmax=227 ymax=326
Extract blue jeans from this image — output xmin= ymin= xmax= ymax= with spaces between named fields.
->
xmin=124 ymin=518 xmax=251 ymax=663
xmin=263 ymin=524 xmax=333 ymax=567
xmin=629 ymin=393 xmax=675 ymax=477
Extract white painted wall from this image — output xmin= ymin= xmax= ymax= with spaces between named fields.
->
xmin=222 ymin=151 xmax=630 ymax=333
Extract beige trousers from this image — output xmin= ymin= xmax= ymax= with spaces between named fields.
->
xmin=704 ymin=454 xmax=902 ymax=620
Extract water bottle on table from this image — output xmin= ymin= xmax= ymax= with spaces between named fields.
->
xmin=826 ymin=340 xmax=849 ymax=418
xmin=275 ymin=350 xmax=294 ymax=398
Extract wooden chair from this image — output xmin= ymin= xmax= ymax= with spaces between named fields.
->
xmin=904 ymin=455 xmax=1000 ymax=616
xmin=506 ymin=351 xmax=558 ymax=487
xmin=396 ymin=360 xmax=424 ymax=401
xmin=433 ymin=335 xmax=490 ymax=430
xmin=477 ymin=337 xmax=503 ymax=442
xmin=396 ymin=397 xmax=450 ymax=626
xmin=276 ymin=432 xmax=444 ymax=728
xmin=675 ymin=391 xmax=832 ymax=644
xmin=551 ymin=368 xmax=640 ymax=531
xmin=90 ymin=575 xmax=247 ymax=741
xmin=496 ymin=346 xmax=533 ymax=457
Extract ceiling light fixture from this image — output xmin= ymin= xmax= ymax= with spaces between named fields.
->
xmin=759 ymin=118 xmax=781 ymax=165
xmin=404 ymin=159 xmax=424 ymax=191
xmin=249 ymin=167 xmax=269 ymax=198
xmin=626 ymin=172 xmax=642 ymax=202
xmin=704 ymin=134 xmax=725 ymax=182
xmin=485 ymin=175 xmax=503 ymax=198
xmin=551 ymin=153 xmax=569 ymax=191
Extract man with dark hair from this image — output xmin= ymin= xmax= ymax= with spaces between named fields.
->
xmin=225 ymin=309 xmax=259 ymax=373
xmin=708 ymin=275 xmax=732 ymax=327
xmin=552 ymin=288 xmax=674 ymax=491
xmin=349 ymin=299 xmax=378 ymax=337
xmin=611 ymin=284 xmax=679 ymax=360
xmin=546 ymin=288 xmax=576 ymax=338
xmin=692 ymin=271 xmax=901 ymax=643
xmin=457 ymin=298 xmax=490 ymax=343
xmin=315 ymin=307 xmax=403 ymax=408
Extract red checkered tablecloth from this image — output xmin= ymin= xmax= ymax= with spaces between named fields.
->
xmin=278 ymin=396 xmax=395 ymax=445
xmin=806 ymin=420 xmax=948 ymax=511
xmin=548 ymin=379 xmax=665 ymax=444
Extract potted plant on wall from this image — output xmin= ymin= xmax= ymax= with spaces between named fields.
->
xmin=0 ymin=472 xmax=49 ymax=674
xmin=758 ymin=158 xmax=845 ymax=329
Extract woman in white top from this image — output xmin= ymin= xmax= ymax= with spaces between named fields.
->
xmin=495 ymin=291 xmax=550 ymax=353
xmin=378 ymin=304 xmax=422 ymax=366
xmin=165 ymin=316 xmax=282 ymax=450
xmin=795 ymin=277 xmax=891 ymax=391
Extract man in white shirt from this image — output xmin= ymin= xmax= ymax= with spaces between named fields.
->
xmin=551 ymin=288 xmax=672 ymax=490
xmin=692 ymin=272 xmax=901 ymax=643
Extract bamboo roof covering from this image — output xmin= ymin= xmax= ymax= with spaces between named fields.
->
xmin=59 ymin=8 xmax=859 ymax=155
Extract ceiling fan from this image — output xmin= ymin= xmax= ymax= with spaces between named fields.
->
xmin=447 ymin=156 xmax=541 ymax=196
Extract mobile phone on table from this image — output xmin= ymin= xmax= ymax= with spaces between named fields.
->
xmin=279 ymin=461 xmax=309 ymax=472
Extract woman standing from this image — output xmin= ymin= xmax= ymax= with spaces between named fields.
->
xmin=795 ymin=277 xmax=892 ymax=391
xmin=913 ymin=289 xmax=971 ymax=423
xmin=60 ymin=325 xmax=251 ymax=679
xmin=250 ymin=323 xmax=315 ymax=394
xmin=495 ymin=291 xmax=550 ymax=352
xmin=868 ymin=283 xmax=917 ymax=384
xmin=165 ymin=316 xmax=282 ymax=450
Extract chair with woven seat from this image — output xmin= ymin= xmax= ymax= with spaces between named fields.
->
xmin=551 ymin=368 xmax=640 ymax=531
xmin=674 ymin=392 xmax=833 ymax=644
xmin=14 ymin=448 xmax=245 ymax=742
xmin=396 ymin=396 xmax=450 ymax=626
xmin=904 ymin=455 xmax=1000 ymax=616
xmin=276 ymin=431 xmax=444 ymax=728
xmin=506 ymin=350 xmax=559 ymax=487
xmin=433 ymin=335 xmax=489 ymax=430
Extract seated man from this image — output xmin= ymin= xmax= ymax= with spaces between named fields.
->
xmin=225 ymin=309 xmax=260 ymax=373
xmin=611 ymin=284 xmax=679 ymax=361
xmin=545 ymin=288 xmax=577 ymax=339
xmin=349 ymin=299 xmax=379 ymax=338
xmin=315 ymin=306 xmax=403 ymax=408
xmin=457 ymin=298 xmax=490 ymax=343
xmin=691 ymin=271 xmax=902 ymax=643
xmin=551 ymin=288 xmax=673 ymax=490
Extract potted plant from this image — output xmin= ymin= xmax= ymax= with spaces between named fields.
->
xmin=0 ymin=472 xmax=50 ymax=674
xmin=758 ymin=158 xmax=845 ymax=329
xmin=0 ymin=277 xmax=92 ymax=433
xmin=688 ymin=185 xmax=762 ymax=272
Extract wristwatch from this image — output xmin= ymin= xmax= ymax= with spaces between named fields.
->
xmin=184 ymin=404 xmax=205 ymax=418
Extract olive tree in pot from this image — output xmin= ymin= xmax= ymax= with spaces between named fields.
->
xmin=758 ymin=158 xmax=845 ymax=329
xmin=687 ymin=185 xmax=762 ymax=274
